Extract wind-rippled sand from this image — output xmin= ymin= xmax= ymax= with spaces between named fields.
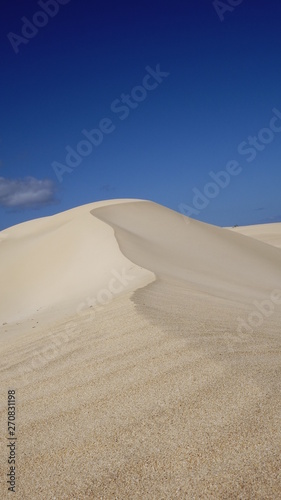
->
xmin=1 ymin=200 xmax=281 ymax=499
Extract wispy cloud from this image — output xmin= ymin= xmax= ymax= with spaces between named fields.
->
xmin=100 ymin=184 xmax=116 ymax=193
xmin=0 ymin=176 xmax=58 ymax=209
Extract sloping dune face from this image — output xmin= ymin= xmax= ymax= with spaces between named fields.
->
xmin=93 ymin=201 xmax=281 ymax=302
xmin=1 ymin=199 xmax=281 ymax=325
xmin=0 ymin=200 xmax=154 ymax=324
xmin=229 ymin=222 xmax=281 ymax=249
xmin=1 ymin=200 xmax=281 ymax=498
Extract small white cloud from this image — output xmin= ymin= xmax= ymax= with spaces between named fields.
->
xmin=0 ymin=176 xmax=57 ymax=209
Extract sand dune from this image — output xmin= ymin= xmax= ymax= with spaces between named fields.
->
xmin=1 ymin=200 xmax=281 ymax=499
xmin=93 ymin=201 xmax=281 ymax=301
xmin=229 ymin=222 xmax=281 ymax=249
xmin=0 ymin=200 xmax=153 ymax=325
xmin=1 ymin=200 xmax=281 ymax=324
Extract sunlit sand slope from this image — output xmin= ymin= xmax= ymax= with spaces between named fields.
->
xmin=229 ymin=222 xmax=281 ymax=249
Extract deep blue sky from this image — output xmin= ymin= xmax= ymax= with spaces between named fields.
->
xmin=1 ymin=0 xmax=281 ymax=230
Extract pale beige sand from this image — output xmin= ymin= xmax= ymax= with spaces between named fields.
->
xmin=228 ymin=222 xmax=281 ymax=249
xmin=1 ymin=200 xmax=281 ymax=499
xmin=0 ymin=199 xmax=154 ymax=325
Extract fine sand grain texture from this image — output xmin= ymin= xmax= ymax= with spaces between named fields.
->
xmin=1 ymin=200 xmax=281 ymax=499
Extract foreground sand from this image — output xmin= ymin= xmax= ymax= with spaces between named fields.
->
xmin=1 ymin=200 xmax=281 ymax=499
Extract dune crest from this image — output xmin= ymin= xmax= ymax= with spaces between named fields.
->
xmin=0 ymin=199 xmax=153 ymax=324
xmin=1 ymin=200 xmax=281 ymax=498
xmin=1 ymin=199 xmax=281 ymax=325
xmin=93 ymin=201 xmax=281 ymax=301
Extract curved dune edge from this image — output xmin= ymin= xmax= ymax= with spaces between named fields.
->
xmin=0 ymin=199 xmax=155 ymax=324
xmin=92 ymin=201 xmax=281 ymax=302
xmin=1 ymin=200 xmax=281 ymax=498
xmin=1 ymin=198 xmax=281 ymax=325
